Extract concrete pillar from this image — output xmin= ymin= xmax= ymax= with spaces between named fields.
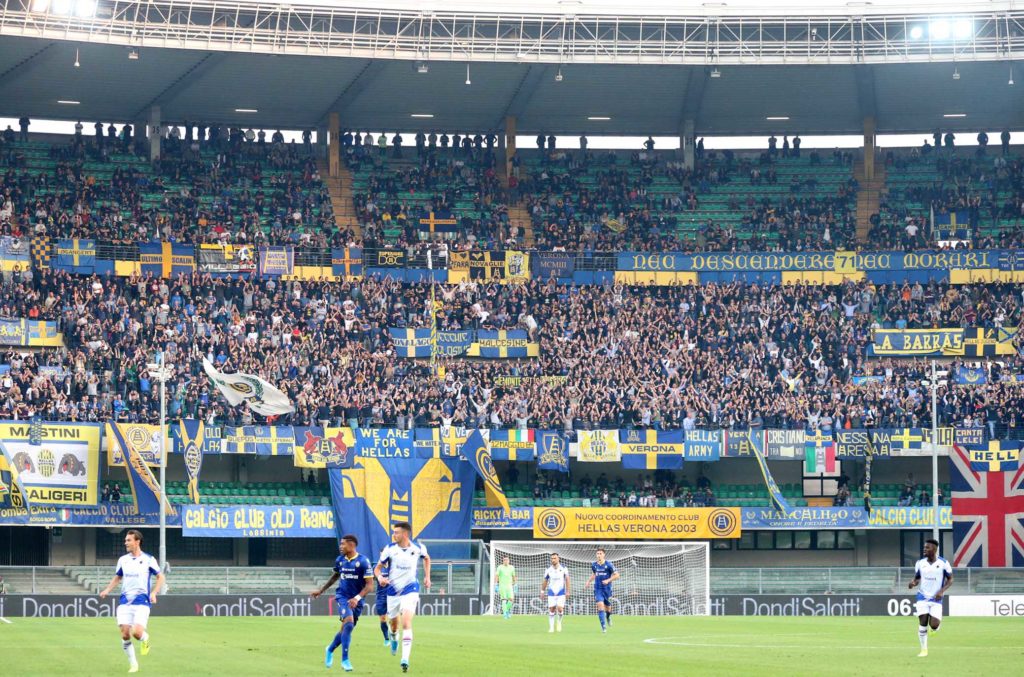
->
xmin=83 ymin=527 xmax=97 ymax=565
xmin=504 ymin=115 xmax=517 ymax=184
xmin=148 ymin=106 xmax=161 ymax=162
xmin=863 ymin=116 xmax=876 ymax=180
xmin=681 ymin=118 xmax=696 ymax=170
xmin=316 ymin=124 xmax=329 ymax=163
xmin=328 ymin=112 xmax=341 ymax=177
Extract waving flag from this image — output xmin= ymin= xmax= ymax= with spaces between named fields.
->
xmin=108 ymin=424 xmax=176 ymax=517
xmin=750 ymin=429 xmax=792 ymax=514
xmin=203 ymin=358 xmax=294 ymax=416
xmin=951 ymin=444 xmax=1024 ymax=567
xmin=461 ymin=429 xmax=511 ymax=514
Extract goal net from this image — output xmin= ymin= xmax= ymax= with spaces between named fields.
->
xmin=489 ymin=541 xmax=709 ymax=616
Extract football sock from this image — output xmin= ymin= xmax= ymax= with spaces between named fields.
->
xmin=918 ymin=627 xmax=928 ymax=650
xmin=328 ymin=631 xmax=343 ymax=653
xmin=340 ymin=623 xmax=353 ymax=660
xmin=140 ymin=632 xmax=149 ymax=643
xmin=380 ymin=621 xmax=390 ymax=641
xmin=598 ymin=610 xmax=607 ymax=629
xmin=401 ymin=630 xmax=413 ymax=662
xmin=548 ymin=612 xmax=555 ymax=631
xmin=122 ymin=640 xmax=136 ymax=663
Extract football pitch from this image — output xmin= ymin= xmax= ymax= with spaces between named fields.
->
xmin=2 ymin=615 xmax=1019 ymax=676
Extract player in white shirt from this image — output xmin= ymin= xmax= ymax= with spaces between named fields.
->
xmin=374 ymin=522 xmax=431 ymax=673
xmin=541 ymin=553 xmax=570 ymax=633
xmin=99 ymin=530 xmax=165 ymax=674
xmin=908 ymin=538 xmax=953 ymax=657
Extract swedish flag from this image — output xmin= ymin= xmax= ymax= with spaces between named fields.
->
xmin=619 ymin=429 xmax=684 ymax=469
xmin=966 ymin=440 xmax=1021 ymax=473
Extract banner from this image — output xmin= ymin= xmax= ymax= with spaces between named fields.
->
xmin=471 ymin=506 xmax=534 ymax=529
xmin=106 ymin=423 xmax=165 ymax=466
xmin=961 ymin=327 xmax=1018 ymax=357
xmin=448 ymin=251 xmax=529 ymax=284
xmin=418 ymin=210 xmax=459 ymax=235
xmin=868 ymin=329 xmax=964 ymax=357
xmin=139 ymin=242 xmax=195 ymax=278
xmin=462 ymin=429 xmax=511 ymax=513
xmin=949 ymin=595 xmax=1024 ymax=617
xmin=331 ymin=247 xmax=363 ymax=278
xmin=470 ymin=330 xmax=539 ymax=358
xmin=390 ymin=328 xmax=432 ymax=358
xmin=354 ymin=428 xmax=414 ymax=459
xmin=368 ymin=249 xmax=406 ymax=268
xmin=532 ymin=252 xmax=575 ymax=279
xmin=0 ymin=421 xmax=99 ymax=507
xmin=951 ymin=444 xmax=1024 ymax=567
xmin=0 ymin=236 xmax=29 ymax=271
xmin=954 ymin=366 xmax=988 ymax=385
xmin=488 ymin=429 xmax=536 ymax=461
xmin=619 ymin=429 xmax=683 ymax=469
xmin=182 ymin=505 xmax=334 ymax=538
xmin=536 ymin=430 xmax=570 ymax=472
xmin=764 ymin=429 xmax=805 ymax=459
xmin=413 ymin=427 xmax=461 ymax=460
xmin=723 ymin=429 xmax=756 ymax=457
xmin=617 ymin=249 xmax=1002 ymax=273
xmin=258 ymin=246 xmax=294 ymax=276
xmin=177 ymin=419 xmax=205 ymax=503
xmin=685 ymin=430 xmax=722 ymax=461
xmin=576 ymin=430 xmax=621 ymax=463
xmin=964 ymin=440 xmax=1022 ymax=473
xmin=740 ymin=506 xmax=952 ymax=530
xmin=292 ymin=427 xmax=356 ymax=468
xmin=0 ymin=319 xmax=63 ymax=347
xmin=55 ymin=239 xmax=96 ymax=273
xmin=110 ymin=422 xmax=176 ymax=517
xmin=435 ymin=330 xmax=474 ymax=357
xmin=198 ymin=244 xmax=256 ymax=275
xmin=532 ymin=507 xmax=740 ymax=539
xmin=749 ymin=428 xmax=791 ymax=514
xmin=222 ymin=426 xmax=293 ymax=456
xmin=804 ymin=429 xmax=837 ymax=475
xmin=0 ymin=440 xmax=30 ymax=509
xmin=172 ymin=421 xmax=223 ymax=456
xmin=0 ymin=502 xmax=183 ymax=528
xmin=203 ymin=358 xmax=294 ymax=416
xmin=390 ymin=329 xmax=538 ymax=359
xmin=328 ymin=455 xmax=474 ymax=561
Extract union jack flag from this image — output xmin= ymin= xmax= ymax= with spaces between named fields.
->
xmin=951 ymin=444 xmax=1024 ymax=567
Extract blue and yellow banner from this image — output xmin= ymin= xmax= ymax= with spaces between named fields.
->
xmin=328 ymin=455 xmax=474 ymax=561
xmin=418 ymin=210 xmax=459 ymax=234
xmin=620 ymin=429 xmax=684 ymax=469
xmin=355 ymin=428 xmax=413 ymax=459
xmin=177 ymin=419 xmax=205 ymax=504
xmin=462 ymin=429 xmax=511 ymax=514
xmin=868 ymin=328 xmax=964 ymax=357
xmin=258 ymin=246 xmax=295 ymax=277
xmin=536 ymin=430 xmax=570 ymax=472
xmin=222 ymin=426 xmax=293 ymax=456
xmin=472 ymin=506 xmax=533 ymax=529
xmin=533 ymin=507 xmax=740 ymax=539
xmin=471 ymin=330 xmax=539 ymax=358
xmin=108 ymin=422 xmax=175 ymax=517
xmin=749 ymin=428 xmax=792 ymax=513
xmin=139 ymin=242 xmax=196 ymax=278
xmin=0 ymin=440 xmax=31 ymax=509
xmin=488 ymin=430 xmax=536 ymax=461
xmin=55 ymin=239 xmax=96 ymax=273
xmin=448 ymin=251 xmax=530 ymax=284
xmin=0 ymin=236 xmax=29 ymax=272
xmin=331 ymin=247 xmax=363 ymax=278
xmin=106 ymin=423 xmax=165 ymax=466
xmin=684 ymin=429 xmax=722 ymax=461
xmin=390 ymin=328 xmax=432 ymax=358
xmin=532 ymin=253 xmax=575 ymax=279
xmin=413 ymin=427 xmax=468 ymax=459
xmin=0 ymin=319 xmax=63 ymax=347
xmin=955 ymin=366 xmax=988 ymax=385
xmin=390 ymin=329 xmax=538 ymax=359
xmin=0 ymin=422 xmax=100 ymax=507
xmin=964 ymin=440 xmax=1021 ymax=473
xmin=182 ymin=505 xmax=334 ymax=537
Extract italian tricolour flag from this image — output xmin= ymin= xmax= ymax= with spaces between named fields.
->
xmin=804 ymin=442 xmax=837 ymax=475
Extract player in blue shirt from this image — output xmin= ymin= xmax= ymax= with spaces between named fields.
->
xmin=312 ymin=535 xmax=373 ymax=672
xmin=585 ymin=548 xmax=620 ymax=633
xmin=375 ymin=553 xmax=394 ymax=648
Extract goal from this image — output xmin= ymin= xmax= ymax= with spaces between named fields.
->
xmin=488 ymin=541 xmax=709 ymax=616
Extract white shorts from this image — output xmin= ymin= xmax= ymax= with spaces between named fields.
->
xmin=915 ymin=600 xmax=943 ymax=620
xmin=546 ymin=595 xmax=566 ymax=609
xmin=386 ymin=592 xmax=420 ymax=619
xmin=117 ymin=604 xmax=151 ymax=628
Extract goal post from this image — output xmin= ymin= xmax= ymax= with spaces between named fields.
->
xmin=488 ymin=541 xmax=710 ymax=616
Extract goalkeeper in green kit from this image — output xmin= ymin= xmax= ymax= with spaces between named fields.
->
xmin=494 ymin=556 xmax=517 ymax=619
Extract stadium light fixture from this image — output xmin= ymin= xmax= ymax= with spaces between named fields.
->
xmin=555 ymin=67 xmax=563 ymax=82
xmin=465 ymin=63 xmax=471 ymax=86
xmin=766 ymin=116 xmax=790 ymax=121
xmin=930 ymin=21 xmax=950 ymax=40
xmin=128 ymin=47 xmax=140 ymax=60
xmin=710 ymin=67 xmax=721 ymax=78
xmin=51 ymin=0 xmax=71 ymax=14
xmin=909 ymin=25 xmax=924 ymax=40
xmin=235 ymin=108 xmax=258 ymax=113
xmin=587 ymin=116 xmax=611 ymax=121
xmin=57 ymin=100 xmax=80 ymax=105
xmin=952 ymin=67 xmax=960 ymax=80
xmin=410 ymin=114 xmax=434 ymax=118
xmin=31 ymin=0 xmax=49 ymax=11
xmin=74 ymin=0 xmax=97 ymax=17
xmin=943 ymin=113 xmax=966 ymax=118
xmin=416 ymin=61 xmax=429 ymax=74
xmin=1009 ymin=65 xmax=1015 ymax=86
xmin=953 ymin=19 xmax=973 ymax=40
xmin=73 ymin=47 xmax=80 ymax=68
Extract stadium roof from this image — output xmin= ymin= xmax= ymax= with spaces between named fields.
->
xmin=0 ymin=1 xmax=1022 ymax=135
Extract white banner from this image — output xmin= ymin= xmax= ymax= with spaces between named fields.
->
xmin=949 ymin=595 xmax=1024 ymax=617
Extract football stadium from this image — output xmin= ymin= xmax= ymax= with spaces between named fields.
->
xmin=0 ymin=0 xmax=1022 ymax=674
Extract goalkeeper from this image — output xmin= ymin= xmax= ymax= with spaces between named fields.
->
xmin=494 ymin=556 xmax=518 ymax=619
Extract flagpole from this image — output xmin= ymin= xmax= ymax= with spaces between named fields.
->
xmin=149 ymin=354 xmax=173 ymax=575
xmin=931 ymin=359 xmax=939 ymax=542
xmin=427 ymin=248 xmax=437 ymax=378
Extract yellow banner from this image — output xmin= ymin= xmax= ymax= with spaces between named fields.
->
xmin=0 ymin=422 xmax=100 ymax=507
xmin=105 ymin=423 xmax=166 ymax=466
xmin=293 ymin=427 xmax=356 ymax=468
xmin=576 ymin=430 xmax=621 ymax=462
xmin=532 ymin=507 xmax=740 ymax=539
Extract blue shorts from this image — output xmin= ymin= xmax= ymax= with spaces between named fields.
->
xmin=337 ymin=597 xmax=364 ymax=623
xmin=374 ymin=593 xmax=388 ymax=616
xmin=594 ymin=589 xmax=612 ymax=605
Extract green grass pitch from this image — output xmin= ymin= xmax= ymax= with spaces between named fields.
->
xmin=2 ymin=615 xmax=1020 ymax=675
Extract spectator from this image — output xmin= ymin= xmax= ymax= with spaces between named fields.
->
xmin=111 ymin=484 xmax=122 ymax=503
xmin=898 ymin=485 xmax=915 ymax=507
xmin=101 ymin=482 xmax=112 ymax=502
xmin=18 ymin=116 xmax=29 ymax=142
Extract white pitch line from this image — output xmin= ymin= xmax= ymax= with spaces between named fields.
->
xmin=0 ymin=617 xmax=12 ymax=624
xmin=643 ymin=637 xmax=1020 ymax=651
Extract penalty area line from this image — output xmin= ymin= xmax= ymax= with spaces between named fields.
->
xmin=643 ymin=637 xmax=901 ymax=650
xmin=0 ymin=617 xmax=12 ymax=624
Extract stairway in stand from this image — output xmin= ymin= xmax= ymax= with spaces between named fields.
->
xmin=316 ymin=158 xmax=361 ymax=240
xmin=854 ymin=157 xmax=886 ymax=245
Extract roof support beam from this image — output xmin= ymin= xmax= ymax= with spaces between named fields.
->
xmin=499 ymin=65 xmax=549 ymax=131
xmin=317 ymin=59 xmax=385 ymax=125
xmin=133 ymin=52 xmax=229 ymax=119
xmin=0 ymin=42 xmax=59 ymax=90
xmin=854 ymin=64 xmax=877 ymax=121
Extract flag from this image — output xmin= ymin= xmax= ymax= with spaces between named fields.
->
xmin=536 ymin=430 xmax=570 ymax=473
xmin=327 ymin=456 xmax=472 ymax=562
xmin=961 ymin=327 xmax=1018 ymax=358
xmin=965 ymin=440 xmax=1022 ymax=473
xmin=108 ymin=423 xmax=176 ymax=517
xmin=0 ymin=439 xmax=31 ymax=509
xmin=576 ymin=430 xmax=621 ymax=463
xmin=461 ymin=429 xmax=511 ymax=514
xmin=203 ymin=358 xmax=294 ymax=417
xmin=331 ymin=247 xmax=363 ymax=278
xmin=177 ymin=419 xmax=205 ymax=504
xmin=951 ymin=444 xmax=1024 ymax=567
xmin=954 ymin=366 xmax=988 ymax=385
xmin=804 ymin=430 xmax=837 ymax=475
xmin=750 ymin=429 xmax=792 ymax=513
xmin=489 ymin=429 xmax=536 ymax=461
xmin=619 ymin=429 xmax=684 ymax=470
xmin=293 ymin=427 xmax=356 ymax=468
